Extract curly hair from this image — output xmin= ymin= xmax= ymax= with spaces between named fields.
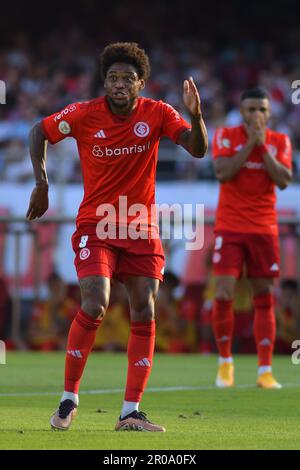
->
xmin=100 ymin=42 xmax=150 ymax=81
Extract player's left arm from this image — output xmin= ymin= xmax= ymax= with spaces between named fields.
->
xmin=177 ymin=77 xmax=208 ymax=158
xmin=260 ymin=135 xmax=293 ymax=190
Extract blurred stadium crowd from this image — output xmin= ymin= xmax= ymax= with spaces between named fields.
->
xmin=0 ymin=270 xmax=299 ymax=353
xmin=0 ymin=0 xmax=299 ymax=352
xmin=0 ymin=1 xmax=300 ymax=181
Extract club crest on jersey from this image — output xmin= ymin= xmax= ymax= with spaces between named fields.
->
xmin=79 ymin=248 xmax=90 ymax=260
xmin=58 ymin=120 xmax=71 ymax=135
xmin=134 ymin=122 xmax=150 ymax=137
xmin=222 ymin=138 xmax=231 ymax=148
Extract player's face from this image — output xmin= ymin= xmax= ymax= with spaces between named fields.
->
xmin=104 ymin=63 xmax=145 ymax=111
xmin=240 ymin=98 xmax=271 ymax=127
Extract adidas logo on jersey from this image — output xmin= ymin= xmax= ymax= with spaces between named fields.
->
xmin=270 ymin=263 xmax=279 ymax=271
xmin=94 ymin=129 xmax=106 ymax=138
xmin=134 ymin=358 xmax=151 ymax=367
xmin=67 ymin=350 xmax=83 ymax=358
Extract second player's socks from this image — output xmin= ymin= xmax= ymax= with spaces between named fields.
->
xmin=253 ymin=293 xmax=275 ymax=367
xmin=219 ymin=356 xmax=233 ymax=365
xmin=64 ymin=309 xmax=102 ymax=394
xmin=124 ymin=320 xmax=156 ymax=403
xmin=258 ymin=366 xmax=272 ymax=376
xmin=212 ymin=299 xmax=234 ymax=358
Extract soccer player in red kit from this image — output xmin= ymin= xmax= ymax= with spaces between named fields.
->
xmin=211 ymin=87 xmax=292 ymax=389
xmin=26 ymin=43 xmax=208 ymax=431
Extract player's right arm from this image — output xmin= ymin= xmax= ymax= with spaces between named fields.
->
xmin=213 ymin=126 xmax=256 ymax=182
xmin=26 ymin=122 xmax=49 ymax=221
xmin=26 ymin=102 xmax=83 ymax=220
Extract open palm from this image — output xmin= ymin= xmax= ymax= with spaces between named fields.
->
xmin=183 ymin=77 xmax=201 ymax=118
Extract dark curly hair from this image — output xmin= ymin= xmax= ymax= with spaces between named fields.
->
xmin=100 ymin=42 xmax=150 ymax=81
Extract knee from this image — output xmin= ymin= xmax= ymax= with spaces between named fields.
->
xmin=215 ymin=281 xmax=234 ymax=301
xmin=253 ymin=286 xmax=273 ymax=298
xmin=81 ymin=298 xmax=108 ymax=320
xmin=131 ymin=302 xmax=155 ymax=323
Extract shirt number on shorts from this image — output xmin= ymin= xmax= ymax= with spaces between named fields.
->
xmin=79 ymin=235 xmax=89 ymax=248
xmin=215 ymin=236 xmax=223 ymax=250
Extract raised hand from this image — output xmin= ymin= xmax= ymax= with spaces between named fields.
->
xmin=246 ymin=115 xmax=266 ymax=146
xmin=183 ymin=77 xmax=201 ymax=118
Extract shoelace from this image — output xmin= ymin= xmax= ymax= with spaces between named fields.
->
xmin=133 ymin=411 xmax=150 ymax=422
xmin=58 ymin=399 xmax=76 ymax=419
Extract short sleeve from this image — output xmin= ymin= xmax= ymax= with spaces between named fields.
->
xmin=160 ymin=102 xmax=191 ymax=143
xmin=41 ymin=103 xmax=83 ymax=144
xmin=212 ymin=127 xmax=234 ymax=159
xmin=276 ymin=135 xmax=292 ymax=169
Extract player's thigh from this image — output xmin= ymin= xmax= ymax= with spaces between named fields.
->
xmin=124 ymin=276 xmax=160 ymax=322
xmin=212 ymin=231 xmax=245 ymax=278
xmin=246 ymin=234 xmax=280 ymax=280
xmin=79 ymin=275 xmax=111 ymax=319
xmin=117 ymin=237 xmax=165 ymax=282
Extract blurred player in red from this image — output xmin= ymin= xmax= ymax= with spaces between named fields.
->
xmin=211 ymin=87 xmax=292 ymax=389
xmin=26 ymin=42 xmax=208 ymax=431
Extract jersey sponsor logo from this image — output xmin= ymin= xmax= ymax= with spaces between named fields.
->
xmin=94 ymin=129 xmax=106 ymax=138
xmin=92 ymin=142 xmax=151 ymax=158
xmin=58 ymin=120 xmax=71 ymax=135
xmin=54 ymin=104 xmax=76 ymax=122
xmin=79 ymin=247 xmax=90 ymax=260
xmin=243 ymin=161 xmax=265 ymax=170
xmin=134 ymin=122 xmax=150 ymax=137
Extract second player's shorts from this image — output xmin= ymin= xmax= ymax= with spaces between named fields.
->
xmin=212 ymin=231 xmax=280 ymax=278
xmin=72 ymin=224 xmax=165 ymax=282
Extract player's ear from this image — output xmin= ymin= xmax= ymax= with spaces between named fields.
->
xmin=240 ymin=103 xmax=246 ymax=120
xmin=139 ymin=79 xmax=145 ymax=91
xmin=265 ymin=102 xmax=271 ymax=121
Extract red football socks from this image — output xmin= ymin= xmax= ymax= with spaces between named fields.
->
xmin=64 ymin=309 xmax=102 ymax=394
xmin=124 ymin=321 xmax=156 ymax=402
xmin=212 ymin=299 xmax=234 ymax=358
xmin=253 ymin=293 xmax=275 ymax=366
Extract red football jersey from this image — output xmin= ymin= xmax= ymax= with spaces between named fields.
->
xmin=42 ymin=97 xmax=190 ymax=228
xmin=212 ymin=124 xmax=292 ymax=235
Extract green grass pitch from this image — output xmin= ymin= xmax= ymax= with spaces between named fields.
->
xmin=0 ymin=352 xmax=300 ymax=450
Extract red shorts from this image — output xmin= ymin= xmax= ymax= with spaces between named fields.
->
xmin=212 ymin=231 xmax=280 ymax=278
xmin=72 ymin=225 xmax=165 ymax=282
